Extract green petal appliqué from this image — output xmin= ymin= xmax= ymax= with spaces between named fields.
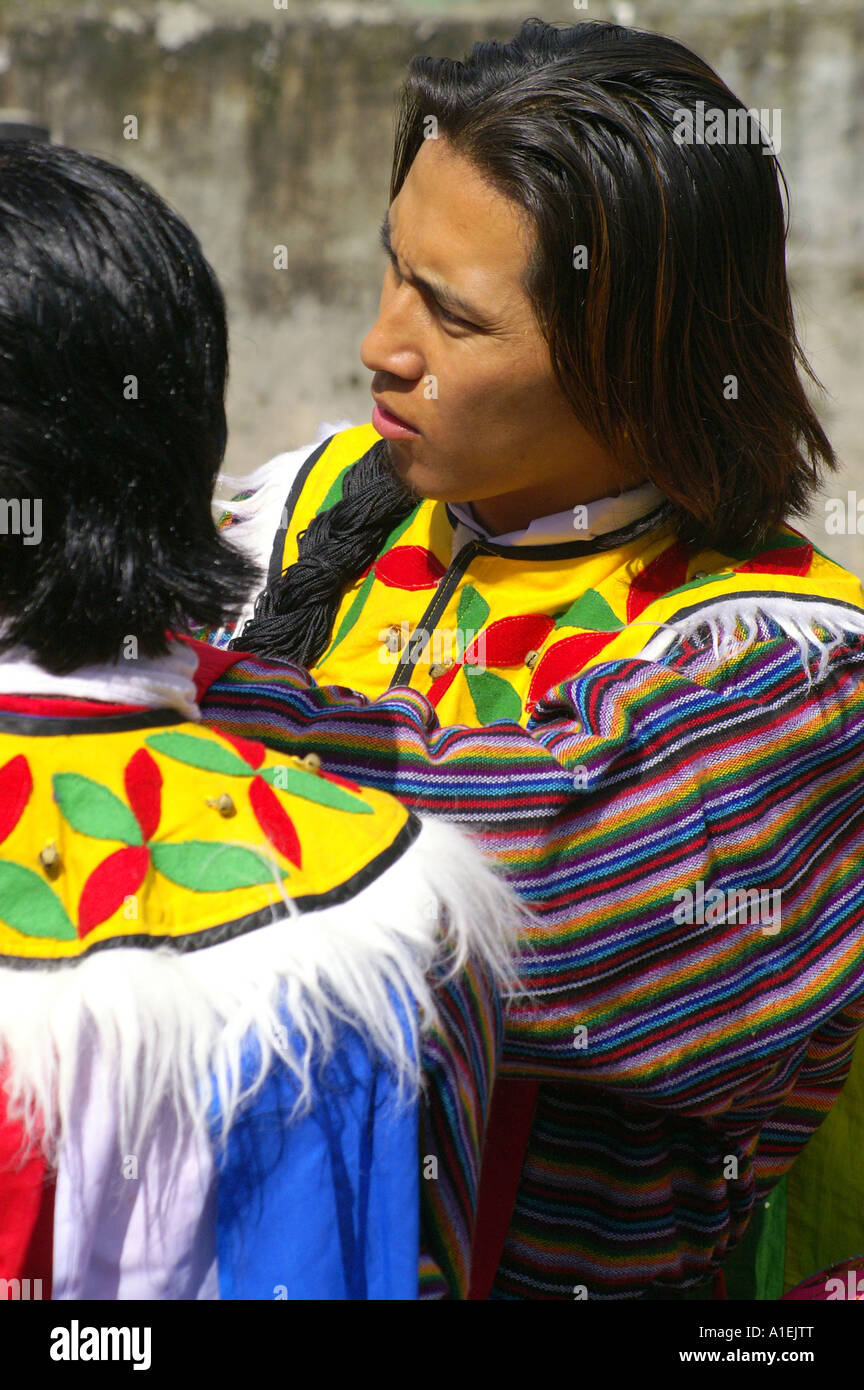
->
xmin=555 ymin=589 xmax=624 ymax=632
xmin=383 ymin=507 xmax=422 ymax=551
xmin=321 ymin=570 xmax=376 ymax=662
xmin=0 ymin=861 xmax=76 ymax=940
xmin=145 ymin=732 xmax=252 ymax=777
xmin=315 ymin=463 xmax=352 ymax=517
xmin=150 ymin=841 xmax=288 ymax=892
xmin=464 ymin=665 xmax=523 ymax=725
xmin=260 ymin=765 xmax=374 ymax=814
xmin=457 ymin=583 xmax=490 ymax=635
xmin=670 ymin=571 xmax=735 ymax=595
xmin=53 ymin=773 xmax=144 ymax=845
xmin=321 ymin=507 xmax=420 ymax=663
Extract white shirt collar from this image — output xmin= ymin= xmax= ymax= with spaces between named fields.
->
xmin=447 ymin=481 xmax=665 ymax=552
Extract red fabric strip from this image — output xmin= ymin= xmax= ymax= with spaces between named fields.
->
xmin=175 ymin=635 xmax=245 ymax=702
xmin=0 ymin=1076 xmax=54 ymax=1295
xmin=467 ymin=1078 xmax=538 ymax=1300
xmin=0 ymin=693 xmax=149 ymax=717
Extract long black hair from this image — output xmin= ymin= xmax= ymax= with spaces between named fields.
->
xmin=0 ymin=140 xmax=258 ymax=673
xmin=239 ymin=17 xmax=835 ymax=668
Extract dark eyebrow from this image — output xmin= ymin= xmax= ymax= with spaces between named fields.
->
xmin=378 ymin=214 xmax=487 ymax=326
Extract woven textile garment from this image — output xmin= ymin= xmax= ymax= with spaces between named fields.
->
xmin=201 ymin=424 xmax=864 ymax=1299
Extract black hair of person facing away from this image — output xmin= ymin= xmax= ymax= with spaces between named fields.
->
xmin=238 ymin=16 xmax=836 ymax=669
xmin=0 ymin=141 xmax=258 ymax=675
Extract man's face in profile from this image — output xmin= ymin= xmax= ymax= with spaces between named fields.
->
xmin=361 ymin=136 xmax=640 ymax=534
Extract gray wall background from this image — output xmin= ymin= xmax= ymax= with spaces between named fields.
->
xmin=0 ymin=0 xmax=861 ymax=574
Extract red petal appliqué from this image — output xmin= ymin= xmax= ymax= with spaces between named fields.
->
xmin=374 ymin=546 xmax=446 ymax=590
xmin=626 ymin=542 xmax=690 ymax=623
xmin=0 ymin=754 xmax=33 ymax=844
xmin=319 ymin=770 xmax=364 ymax=795
xmin=217 ymin=730 xmax=266 ymax=770
xmin=124 ymin=748 xmax=162 ymax=842
xmin=427 ymin=662 xmax=461 ymax=706
xmin=78 ymin=846 xmax=151 ymax=937
xmin=464 ymin=614 xmax=555 ymax=667
xmin=249 ymin=776 xmax=302 ymax=868
xmin=736 ymin=542 xmax=813 ymax=577
xmin=527 ymin=632 xmax=616 ymax=711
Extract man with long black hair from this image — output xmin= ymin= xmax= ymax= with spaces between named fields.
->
xmin=204 ymin=19 xmax=864 ymax=1299
xmin=0 ymin=139 xmax=519 ymax=1299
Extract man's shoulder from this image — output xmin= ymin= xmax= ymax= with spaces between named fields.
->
xmin=628 ymin=530 xmax=864 ymax=668
xmin=567 ymin=526 xmax=863 ymax=670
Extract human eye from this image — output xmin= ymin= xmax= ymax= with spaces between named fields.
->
xmin=435 ymin=302 xmax=474 ymax=329
xmin=431 ymin=296 xmax=483 ymax=333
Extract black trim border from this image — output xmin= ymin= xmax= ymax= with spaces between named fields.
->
xmin=266 ymin=435 xmax=335 ymax=586
xmin=660 ymin=587 xmax=864 ymax=628
xmin=388 ymin=538 xmax=483 ymax=688
xmin=0 ymin=708 xmax=186 ymax=736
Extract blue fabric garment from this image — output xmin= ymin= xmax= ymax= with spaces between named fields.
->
xmin=212 ymin=998 xmax=420 ymax=1300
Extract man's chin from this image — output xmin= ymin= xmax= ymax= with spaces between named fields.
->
xmin=382 ymin=437 xmax=442 ymax=503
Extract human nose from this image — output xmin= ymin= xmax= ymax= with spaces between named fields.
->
xmin=360 ymin=276 xmax=426 ymax=382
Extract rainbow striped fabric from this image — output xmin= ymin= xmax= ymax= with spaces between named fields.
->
xmin=200 ymin=613 xmax=864 ymax=1298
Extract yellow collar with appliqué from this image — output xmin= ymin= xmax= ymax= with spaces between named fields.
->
xmin=0 ymin=698 xmax=413 ymax=966
xmin=273 ymin=424 xmax=864 ymax=727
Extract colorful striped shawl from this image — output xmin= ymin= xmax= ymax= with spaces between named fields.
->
xmin=201 ymin=613 xmax=864 ymax=1298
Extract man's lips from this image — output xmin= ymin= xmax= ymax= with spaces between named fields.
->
xmin=371 ymin=398 xmax=421 ymax=440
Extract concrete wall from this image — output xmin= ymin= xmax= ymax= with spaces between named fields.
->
xmin=0 ymin=0 xmax=861 ymax=573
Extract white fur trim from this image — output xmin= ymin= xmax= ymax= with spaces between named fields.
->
xmin=0 ymin=817 xmax=523 ymax=1162
xmin=214 ymin=421 xmax=355 ymax=577
xmin=636 ymin=596 xmax=864 ymax=681
xmin=0 ymin=638 xmax=201 ymax=720
xmin=210 ymin=436 xmax=329 ymax=647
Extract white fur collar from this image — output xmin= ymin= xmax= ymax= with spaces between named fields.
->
xmin=0 ymin=639 xmax=201 ymax=719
